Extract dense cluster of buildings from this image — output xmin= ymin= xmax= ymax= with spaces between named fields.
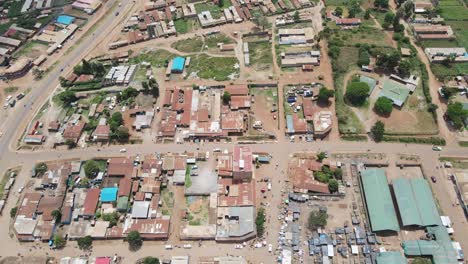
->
xmin=159 ymin=84 xmax=257 ymax=141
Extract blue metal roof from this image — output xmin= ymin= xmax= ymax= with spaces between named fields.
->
xmin=100 ymin=187 xmax=118 ymax=202
xmin=56 ymin=15 xmax=75 ymax=25
xmin=172 ymin=56 xmax=185 ymax=72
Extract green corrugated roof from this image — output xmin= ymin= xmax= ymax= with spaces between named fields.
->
xmin=376 ymin=251 xmax=407 ymax=264
xmin=360 ymin=75 xmax=377 ymax=94
xmin=117 ymin=196 xmax=128 ymax=211
xmin=393 ymin=178 xmax=442 ymax=227
xmin=360 ymin=169 xmax=400 ymax=232
xmin=403 ymin=226 xmax=458 ymax=264
xmin=379 ymin=79 xmax=410 ymax=107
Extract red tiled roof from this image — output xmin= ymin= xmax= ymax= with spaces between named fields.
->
xmin=197 ymin=108 xmax=210 ymax=122
xmin=218 ymin=178 xmax=255 ymax=207
xmin=107 ymin=157 xmax=134 ymax=178
xmin=302 ymin=99 xmax=316 ymax=119
xmin=83 ymin=188 xmax=100 ymax=216
xmin=140 ymin=178 xmax=161 ymax=194
xmin=118 ymin=178 xmax=132 ymax=197
xmin=225 ymin=84 xmax=249 ymax=96
xmin=63 ymin=120 xmax=85 ymax=141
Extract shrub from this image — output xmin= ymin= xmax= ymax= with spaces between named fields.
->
xmin=346 ymin=82 xmax=370 ymax=106
xmin=374 ymin=97 xmax=393 ymax=115
xmin=256 ymin=207 xmax=266 ymax=237
xmin=308 ymin=211 xmax=328 ymax=231
xmin=371 ymin=121 xmax=385 ymax=142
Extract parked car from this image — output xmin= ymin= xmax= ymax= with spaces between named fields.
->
xmin=431 ymin=176 xmax=437 ymax=183
xmin=432 ymin=146 xmax=442 ymax=151
xmin=119 ymin=148 xmax=127 ymax=153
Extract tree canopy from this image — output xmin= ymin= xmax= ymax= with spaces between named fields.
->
xmin=346 ymin=82 xmax=370 ymax=106
xmin=374 ymin=97 xmax=393 ymax=116
xmin=84 ymin=160 xmax=100 ymax=178
xmin=308 ymin=211 xmax=328 ymax=231
xmin=328 ymin=179 xmax=339 ymax=193
xmin=447 ymin=102 xmax=468 ymax=130
xmin=126 ymin=231 xmax=143 ymax=251
xmin=142 ymin=257 xmax=160 ymax=264
xmin=317 ymin=88 xmax=334 ymax=105
xmin=56 ymin=90 xmax=78 ymax=106
xmin=77 ymin=236 xmax=93 ymax=250
xmin=371 ymin=121 xmax=385 ymax=142
xmin=35 ymin=162 xmax=48 ymax=176
xmin=222 ymin=91 xmax=231 ymax=105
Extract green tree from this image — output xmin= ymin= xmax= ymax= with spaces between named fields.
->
xmin=35 ymin=162 xmax=48 ymax=176
xmin=112 ymin=126 xmax=130 ymax=142
xmin=218 ymin=0 xmax=224 ymax=7
xmin=371 ymin=121 xmax=385 ymax=142
xmin=308 ymin=211 xmax=328 ymax=231
xmin=317 ymin=152 xmax=327 ymax=162
xmin=347 ymin=0 xmax=361 ymax=18
xmin=334 ymin=7 xmax=343 ymax=17
xmin=119 ymin=87 xmax=139 ymax=101
xmin=84 ymin=160 xmax=100 ymax=178
xmin=364 ymin=9 xmax=371 ymax=19
xmin=328 ymin=179 xmax=339 ymax=193
xmin=53 ymin=235 xmax=66 ymax=249
xmin=57 ymin=90 xmax=78 ymax=106
xmin=358 ymin=47 xmax=370 ymax=66
xmin=427 ymin=103 xmax=438 ymax=113
xmin=255 ymin=207 xmax=266 ymax=237
xmin=383 ymin=12 xmax=395 ymax=29
xmin=374 ymin=0 xmax=389 ymax=9
xmin=346 ymin=82 xmax=370 ymax=106
xmin=142 ymin=81 xmax=149 ymax=94
xmin=77 ymin=235 xmax=93 ymax=250
xmin=109 ymin=112 xmax=124 ymax=131
xmin=10 ymin=207 xmax=18 ymax=218
xmin=149 ymin=78 xmax=159 ymax=98
xmin=376 ymin=51 xmax=401 ymax=71
xmin=65 ymin=139 xmax=77 ymax=149
xmin=52 ymin=210 xmax=62 ymax=222
xmin=374 ymin=97 xmax=393 ymax=115
xmin=398 ymin=59 xmax=412 ymax=77
xmin=447 ymin=102 xmax=468 ymax=130
xmin=126 ymin=231 xmax=143 ymax=251
xmin=333 ymin=168 xmax=343 ymax=180
xmin=293 ymin=11 xmax=300 ymax=22
xmin=317 ymin=88 xmax=334 ymax=105
xmin=222 ymin=91 xmax=231 ymax=105
xmin=142 ymin=257 xmax=160 ymax=264
xmin=253 ymin=12 xmax=269 ymax=30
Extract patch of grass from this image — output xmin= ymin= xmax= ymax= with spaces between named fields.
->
xmin=248 ymin=41 xmax=273 ymax=70
xmin=189 ymin=219 xmax=201 ymax=225
xmin=174 ymin=17 xmax=199 ymax=34
xmin=459 ymin=141 xmax=468 ymax=147
xmin=186 ymin=54 xmax=238 ymax=81
xmin=331 ymin=26 xmax=393 ymax=47
xmin=336 ymin=47 xmax=359 ymax=73
xmin=4 ymin=87 xmax=19 ymax=94
xmin=13 ymin=40 xmax=48 ymax=58
xmin=204 ymin=33 xmax=234 ymax=49
xmin=130 ymin=49 xmax=176 ymax=68
xmin=171 ymin=37 xmax=204 ymax=53
xmin=439 ymin=158 xmax=468 ymax=169
xmin=185 ymin=166 xmax=192 ymax=188
xmin=439 ymin=6 xmax=468 ymax=20
xmin=341 ymin=134 xmax=368 ymax=141
xmin=419 ymin=39 xmax=459 ymax=48
xmin=0 ymin=170 xmax=15 ymax=198
xmin=7 ymin=0 xmax=23 ymax=17
xmin=195 ymin=2 xmax=231 ymax=19
xmin=382 ymin=136 xmax=446 ymax=145
xmin=0 ymin=21 xmax=14 ymax=35
xmin=431 ymin=63 xmax=468 ymax=79
xmin=445 ymin=21 xmax=468 ymax=49
xmin=334 ymin=72 xmax=365 ymax=134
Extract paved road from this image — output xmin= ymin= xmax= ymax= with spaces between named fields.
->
xmin=0 ymin=0 xmax=135 ymax=161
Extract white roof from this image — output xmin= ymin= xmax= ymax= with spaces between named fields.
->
xmin=131 ymin=201 xmax=150 ymax=218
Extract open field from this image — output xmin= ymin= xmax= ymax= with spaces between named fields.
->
xmin=445 ymin=21 xmax=468 ymax=49
xmin=431 ymin=63 xmax=468 ymax=79
xmin=130 ymin=49 xmax=176 ymax=68
xmin=171 ymin=37 xmax=204 ymax=53
xmin=248 ymin=41 xmax=273 ymax=71
xmin=186 ymin=54 xmax=239 ymax=81
xmin=330 ymin=26 xmax=393 ymax=47
xmin=195 ymin=1 xmax=231 ymax=19
xmin=13 ymin=40 xmax=48 ymax=59
xmin=174 ymin=18 xmax=200 ymax=34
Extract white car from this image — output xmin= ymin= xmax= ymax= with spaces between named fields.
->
xmin=119 ymin=148 xmax=127 ymax=153
xmin=213 ymin=148 xmax=221 ymax=152
xmin=183 ymin=244 xmax=192 ymax=249
xmin=18 ymin=186 xmax=24 ymax=193
xmin=432 ymin=146 xmax=442 ymax=151
xmin=235 ymin=244 xmax=243 ymax=249
xmin=165 ymin=245 xmax=173 ymax=250
xmin=268 ymin=244 xmax=273 ymax=252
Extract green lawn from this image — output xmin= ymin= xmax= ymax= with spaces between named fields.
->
xmin=4 ymin=86 xmax=18 ymax=94
xmin=445 ymin=21 xmax=468 ymax=49
xmin=204 ymin=33 xmax=234 ymax=49
xmin=336 ymin=47 xmax=359 ymax=72
xmin=7 ymin=0 xmax=23 ymax=17
xmin=248 ymin=41 xmax=273 ymax=70
xmin=195 ymin=2 xmax=231 ymax=19
xmin=186 ymin=54 xmax=239 ymax=81
xmin=331 ymin=26 xmax=393 ymax=47
xmin=174 ymin=17 xmax=199 ymax=34
xmin=171 ymin=37 xmax=204 ymax=53
xmin=13 ymin=40 xmax=48 ymax=58
xmin=439 ymin=6 xmax=468 ymax=20
xmin=130 ymin=49 xmax=177 ymax=68
xmin=431 ymin=63 xmax=468 ymax=79
xmin=419 ymin=39 xmax=459 ymax=48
